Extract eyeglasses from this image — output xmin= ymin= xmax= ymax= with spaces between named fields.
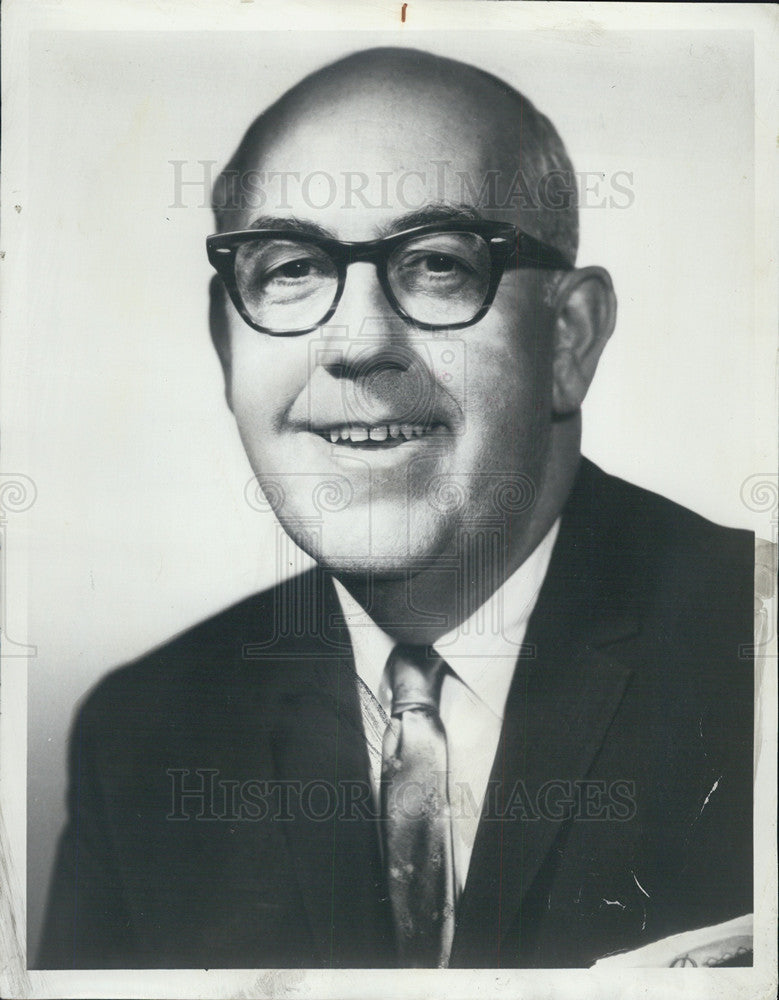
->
xmin=206 ymin=221 xmax=572 ymax=336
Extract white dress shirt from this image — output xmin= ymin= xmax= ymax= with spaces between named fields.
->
xmin=332 ymin=518 xmax=560 ymax=900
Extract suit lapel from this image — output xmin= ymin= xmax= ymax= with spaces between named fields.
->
xmin=451 ymin=460 xmax=641 ymax=967
xmin=450 ymin=639 xmax=634 ymax=965
xmin=268 ymin=570 xmax=394 ymax=967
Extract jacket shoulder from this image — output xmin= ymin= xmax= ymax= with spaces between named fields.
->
xmin=576 ymin=459 xmax=754 ymax=584
xmin=73 ymin=571 xmax=320 ymax=737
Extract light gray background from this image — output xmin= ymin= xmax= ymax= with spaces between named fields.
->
xmin=24 ymin=28 xmax=759 ymax=959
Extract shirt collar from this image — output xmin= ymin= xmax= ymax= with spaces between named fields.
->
xmin=332 ymin=579 xmax=397 ymax=710
xmin=333 ymin=518 xmax=560 ymax=721
xmin=432 ymin=518 xmax=559 ymax=717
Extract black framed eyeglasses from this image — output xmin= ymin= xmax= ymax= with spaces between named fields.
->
xmin=206 ymin=221 xmax=572 ymax=336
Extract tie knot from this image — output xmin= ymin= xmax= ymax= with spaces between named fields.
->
xmin=388 ymin=644 xmax=446 ymax=717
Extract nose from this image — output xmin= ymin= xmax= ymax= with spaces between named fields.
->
xmin=311 ymin=264 xmax=434 ymax=428
xmin=328 ymin=261 xmax=400 ymax=338
xmin=320 ymin=262 xmax=413 ymax=376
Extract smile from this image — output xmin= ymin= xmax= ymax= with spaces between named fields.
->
xmin=311 ymin=423 xmax=448 ymax=447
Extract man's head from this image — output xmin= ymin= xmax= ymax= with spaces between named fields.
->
xmin=208 ymin=47 xmax=616 ymax=585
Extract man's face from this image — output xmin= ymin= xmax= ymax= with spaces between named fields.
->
xmin=218 ymin=82 xmax=556 ymax=578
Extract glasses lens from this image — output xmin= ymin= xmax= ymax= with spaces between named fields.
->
xmin=234 ymin=238 xmax=339 ymax=333
xmin=387 ymin=231 xmax=492 ymax=326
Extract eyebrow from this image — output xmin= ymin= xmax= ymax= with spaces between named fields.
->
xmin=376 ymin=203 xmax=483 ymax=238
xmin=247 ymin=214 xmax=335 ymax=240
xmin=245 ymin=203 xmax=484 ymax=242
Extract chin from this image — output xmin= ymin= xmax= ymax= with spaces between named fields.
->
xmin=281 ymin=512 xmax=453 ymax=581
xmin=318 ymin=556 xmax=413 ymax=583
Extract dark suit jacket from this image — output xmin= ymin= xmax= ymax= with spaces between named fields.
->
xmin=36 ymin=459 xmax=754 ymax=968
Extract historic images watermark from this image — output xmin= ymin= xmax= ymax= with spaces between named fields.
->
xmin=170 ymin=161 xmax=635 ymax=213
xmin=740 ymin=473 xmax=778 ymax=659
xmin=166 ymin=769 xmax=636 ymax=823
xmin=0 ymin=474 xmax=37 ymax=658
xmin=242 ymin=464 xmax=539 ymax=652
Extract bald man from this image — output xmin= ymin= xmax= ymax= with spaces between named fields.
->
xmin=37 ymin=48 xmax=753 ymax=970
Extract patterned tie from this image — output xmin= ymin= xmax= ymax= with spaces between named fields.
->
xmin=381 ymin=644 xmax=456 ymax=968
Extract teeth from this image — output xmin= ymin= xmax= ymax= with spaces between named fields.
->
xmin=321 ymin=424 xmax=438 ymax=443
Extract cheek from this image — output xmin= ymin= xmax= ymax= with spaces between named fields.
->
xmin=228 ymin=325 xmax=306 ymax=432
xmin=459 ymin=327 xmax=552 ymax=445
xmin=449 ymin=305 xmax=555 ymax=499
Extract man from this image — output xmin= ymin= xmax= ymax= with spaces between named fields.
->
xmin=37 ymin=47 xmax=753 ymax=969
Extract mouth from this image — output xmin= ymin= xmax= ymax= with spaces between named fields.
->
xmin=308 ymin=423 xmax=449 ymax=449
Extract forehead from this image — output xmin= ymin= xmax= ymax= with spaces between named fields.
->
xmin=233 ymin=84 xmax=521 ymax=239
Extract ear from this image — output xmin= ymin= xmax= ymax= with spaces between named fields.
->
xmin=550 ymin=266 xmax=617 ymax=416
xmin=208 ymin=275 xmax=234 ymax=411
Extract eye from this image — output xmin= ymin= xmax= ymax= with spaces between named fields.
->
xmin=392 ymin=249 xmax=477 ymax=292
xmin=235 ymin=239 xmax=337 ymax=291
xmin=421 ymin=254 xmax=459 ymax=274
xmin=389 ymin=232 xmax=489 ymax=292
xmin=270 ymin=258 xmax=319 ymax=281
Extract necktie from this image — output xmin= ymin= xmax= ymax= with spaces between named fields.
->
xmin=381 ymin=644 xmax=456 ymax=968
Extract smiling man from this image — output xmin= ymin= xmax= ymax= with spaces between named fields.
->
xmin=38 ymin=47 xmax=754 ymax=970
